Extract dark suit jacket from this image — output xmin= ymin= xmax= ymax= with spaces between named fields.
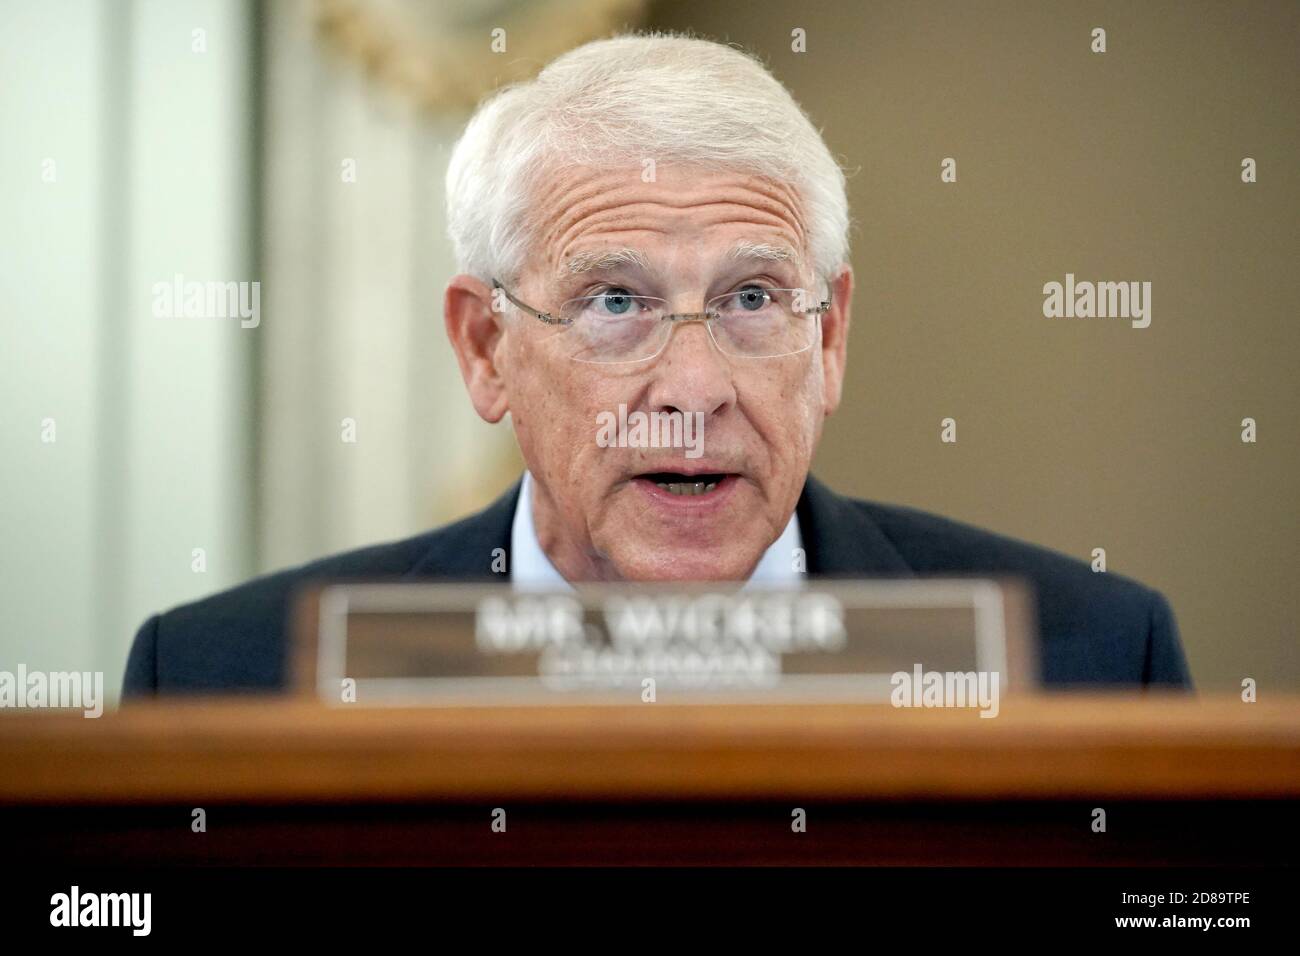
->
xmin=122 ymin=475 xmax=1191 ymax=695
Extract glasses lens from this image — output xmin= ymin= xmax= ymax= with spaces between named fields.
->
xmin=707 ymin=287 xmax=818 ymax=357
xmin=562 ymin=292 xmax=667 ymax=363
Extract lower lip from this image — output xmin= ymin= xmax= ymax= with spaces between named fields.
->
xmin=632 ymin=474 xmax=742 ymax=513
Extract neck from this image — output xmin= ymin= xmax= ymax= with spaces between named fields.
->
xmin=528 ymin=475 xmax=623 ymax=583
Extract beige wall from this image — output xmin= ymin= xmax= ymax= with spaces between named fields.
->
xmin=648 ymin=0 xmax=1299 ymax=690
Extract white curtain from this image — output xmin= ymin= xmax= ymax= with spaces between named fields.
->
xmin=259 ymin=1 xmax=523 ymax=571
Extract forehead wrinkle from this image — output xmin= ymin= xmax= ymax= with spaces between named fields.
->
xmin=549 ymin=207 xmax=804 ymax=282
xmin=554 ymin=237 xmax=803 ymax=289
xmin=564 ymin=190 xmax=805 ymax=236
xmin=532 ymin=170 xmax=811 ymax=282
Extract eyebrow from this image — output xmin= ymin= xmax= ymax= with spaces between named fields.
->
xmin=563 ymin=247 xmax=653 ymax=277
xmin=561 ymin=240 xmax=803 ymax=279
xmin=726 ymin=239 xmax=803 ymax=269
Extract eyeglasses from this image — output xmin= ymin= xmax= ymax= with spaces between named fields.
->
xmin=491 ymin=278 xmax=832 ymax=364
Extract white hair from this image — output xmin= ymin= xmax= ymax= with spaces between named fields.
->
xmin=444 ymin=31 xmax=851 ymax=287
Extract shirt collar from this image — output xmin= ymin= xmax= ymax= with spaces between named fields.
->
xmin=510 ymin=470 xmax=804 ymax=590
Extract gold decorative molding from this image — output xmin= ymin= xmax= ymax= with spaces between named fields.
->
xmin=312 ymin=0 xmax=649 ymax=114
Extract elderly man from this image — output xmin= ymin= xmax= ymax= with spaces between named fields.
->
xmin=123 ymin=33 xmax=1190 ymax=695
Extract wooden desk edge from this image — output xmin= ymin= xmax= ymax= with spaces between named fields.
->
xmin=1 ymin=694 xmax=1296 ymax=804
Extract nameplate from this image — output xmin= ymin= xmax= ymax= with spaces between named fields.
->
xmin=293 ymin=580 xmax=1035 ymax=706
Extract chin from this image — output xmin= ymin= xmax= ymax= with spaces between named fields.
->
xmin=611 ymin=543 xmax=759 ymax=583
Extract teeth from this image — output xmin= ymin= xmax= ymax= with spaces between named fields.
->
xmin=655 ymin=480 xmax=719 ymax=496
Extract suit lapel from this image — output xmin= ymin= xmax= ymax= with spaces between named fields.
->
xmin=404 ymin=479 xmax=521 ymax=580
xmin=796 ymin=474 xmax=914 ymax=577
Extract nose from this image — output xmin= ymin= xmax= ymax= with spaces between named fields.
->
xmin=645 ymin=319 xmax=736 ymax=420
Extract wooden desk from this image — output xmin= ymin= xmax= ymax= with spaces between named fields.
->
xmin=1 ymin=694 xmax=1296 ymax=865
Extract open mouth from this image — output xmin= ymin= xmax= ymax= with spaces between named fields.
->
xmin=636 ymin=472 xmax=731 ymax=497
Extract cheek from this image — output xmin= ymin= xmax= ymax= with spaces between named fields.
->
xmin=796 ymin=357 xmax=828 ymax=434
xmin=508 ymin=342 xmax=615 ymax=477
xmin=505 ymin=339 xmax=559 ymax=455
xmin=749 ymin=363 xmax=824 ymax=447
xmin=507 ymin=331 xmax=570 ymax=414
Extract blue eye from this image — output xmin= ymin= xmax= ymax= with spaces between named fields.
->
xmin=734 ymin=285 xmax=771 ymax=311
xmin=600 ymin=289 xmax=636 ymax=315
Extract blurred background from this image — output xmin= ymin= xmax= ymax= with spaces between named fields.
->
xmin=1 ymin=0 xmax=1296 ymax=701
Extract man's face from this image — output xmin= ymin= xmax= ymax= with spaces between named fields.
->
xmin=454 ymin=162 xmax=851 ymax=581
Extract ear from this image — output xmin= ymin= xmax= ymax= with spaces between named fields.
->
xmin=819 ymin=265 xmax=853 ymax=416
xmin=444 ymin=274 xmax=510 ymax=423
